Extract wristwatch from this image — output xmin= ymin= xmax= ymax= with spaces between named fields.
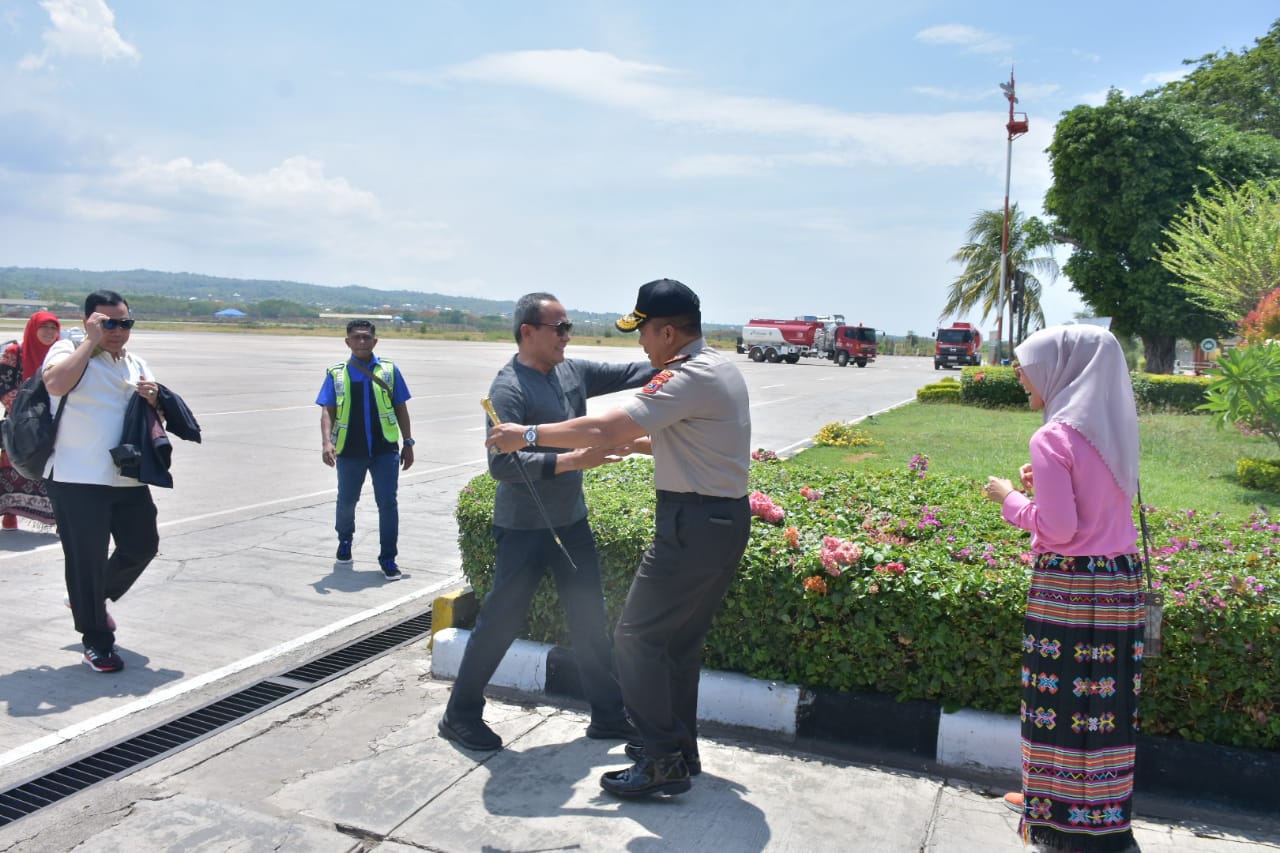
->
xmin=523 ymin=425 xmax=538 ymax=446
xmin=402 ymin=438 xmax=416 ymax=447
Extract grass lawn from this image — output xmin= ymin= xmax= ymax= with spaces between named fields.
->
xmin=793 ymin=402 xmax=1280 ymax=520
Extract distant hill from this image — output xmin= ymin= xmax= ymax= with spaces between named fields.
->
xmin=0 ymin=266 xmax=716 ymax=329
xmin=0 ymin=266 xmax=523 ymax=315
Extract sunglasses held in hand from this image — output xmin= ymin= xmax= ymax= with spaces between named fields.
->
xmin=102 ymin=318 xmax=136 ymax=330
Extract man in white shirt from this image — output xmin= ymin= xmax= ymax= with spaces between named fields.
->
xmin=43 ymin=290 xmax=162 ymax=673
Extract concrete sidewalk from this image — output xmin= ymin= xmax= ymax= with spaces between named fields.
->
xmin=1 ymin=639 xmax=1276 ymax=852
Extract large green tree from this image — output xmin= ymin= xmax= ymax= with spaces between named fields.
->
xmin=1159 ymin=177 xmax=1280 ymax=324
xmin=1162 ymin=18 xmax=1280 ymax=138
xmin=1045 ymin=90 xmax=1280 ymax=372
xmin=941 ymin=205 xmax=1057 ymax=352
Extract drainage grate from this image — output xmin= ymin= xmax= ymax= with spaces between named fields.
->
xmin=280 ymin=611 xmax=433 ymax=684
xmin=0 ymin=608 xmax=433 ymax=827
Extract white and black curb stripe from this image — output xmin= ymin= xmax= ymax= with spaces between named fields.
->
xmin=431 ymin=627 xmax=1279 ymax=814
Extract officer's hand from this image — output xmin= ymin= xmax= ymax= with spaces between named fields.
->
xmin=400 ymin=445 xmax=415 ymax=470
xmin=486 ymin=423 xmax=527 ymax=454
xmin=321 ymin=445 xmax=336 ymax=467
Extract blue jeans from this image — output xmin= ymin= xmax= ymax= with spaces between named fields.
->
xmin=335 ymin=452 xmax=399 ymax=561
xmin=447 ymin=518 xmax=626 ymax=723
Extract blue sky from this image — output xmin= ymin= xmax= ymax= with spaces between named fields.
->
xmin=1 ymin=2 xmax=1275 ymax=334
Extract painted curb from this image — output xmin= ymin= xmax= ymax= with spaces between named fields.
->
xmin=431 ymin=628 xmax=1280 ymax=814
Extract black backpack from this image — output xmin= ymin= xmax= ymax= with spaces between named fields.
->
xmin=0 ymin=368 xmax=68 ymax=481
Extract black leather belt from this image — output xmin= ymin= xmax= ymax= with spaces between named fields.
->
xmin=656 ymin=490 xmax=743 ymax=504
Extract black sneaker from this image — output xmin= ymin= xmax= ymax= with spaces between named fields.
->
xmin=438 ymin=713 xmax=502 ymax=750
xmin=83 ymin=646 xmax=124 ymax=673
xmin=379 ymin=559 xmax=402 ymax=581
xmin=335 ymin=540 xmax=352 ymax=562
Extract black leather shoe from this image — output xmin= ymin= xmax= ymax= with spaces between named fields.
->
xmin=600 ymin=753 xmax=691 ymax=798
xmin=586 ymin=717 xmax=638 ymax=740
xmin=438 ymin=713 xmax=502 ymax=751
xmin=624 ymin=740 xmax=701 ymax=776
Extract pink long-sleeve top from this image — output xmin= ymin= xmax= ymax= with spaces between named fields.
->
xmin=1001 ymin=421 xmax=1138 ymax=558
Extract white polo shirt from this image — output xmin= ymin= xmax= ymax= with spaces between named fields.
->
xmin=43 ymin=340 xmax=154 ymax=486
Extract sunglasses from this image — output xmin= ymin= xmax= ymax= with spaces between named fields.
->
xmin=102 ymin=318 xmax=136 ymax=330
xmin=530 ymin=320 xmax=573 ymax=337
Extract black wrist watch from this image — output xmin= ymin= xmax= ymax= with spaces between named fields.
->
xmin=523 ymin=425 xmax=538 ymax=446
xmin=402 ymin=438 xmax=416 ymax=447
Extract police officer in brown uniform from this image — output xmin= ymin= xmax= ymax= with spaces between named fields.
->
xmin=487 ymin=279 xmax=752 ymax=798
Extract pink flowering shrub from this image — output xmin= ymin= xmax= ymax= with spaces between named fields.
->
xmin=749 ymin=490 xmax=785 ymax=524
xmin=458 ymin=455 xmax=1280 ymax=750
xmin=819 ymin=536 xmax=863 ymax=576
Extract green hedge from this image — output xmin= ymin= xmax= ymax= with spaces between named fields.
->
xmin=916 ymin=378 xmax=961 ymax=404
xmin=455 ymin=460 xmax=1280 ymax=750
xmin=959 ymin=366 xmax=1027 ymax=407
xmin=1131 ymin=372 xmax=1212 ymax=413
xmin=1238 ymin=457 xmax=1280 ymax=491
xmin=956 ymin=366 xmax=1211 ymax=413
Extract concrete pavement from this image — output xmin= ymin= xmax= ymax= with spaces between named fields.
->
xmin=2 ymin=637 xmax=1278 ymax=852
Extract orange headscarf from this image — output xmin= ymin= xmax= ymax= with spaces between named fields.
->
xmin=21 ymin=311 xmax=61 ymax=381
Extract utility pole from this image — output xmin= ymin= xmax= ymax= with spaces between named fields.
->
xmin=995 ymin=69 xmax=1029 ymax=364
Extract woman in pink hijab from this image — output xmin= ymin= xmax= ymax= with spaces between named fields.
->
xmin=0 ymin=310 xmax=62 ymax=528
xmin=984 ymin=324 xmax=1143 ymax=853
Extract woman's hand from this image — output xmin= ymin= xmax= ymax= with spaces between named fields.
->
xmin=1019 ymin=463 xmax=1034 ymax=492
xmin=982 ymin=476 xmax=1016 ymax=504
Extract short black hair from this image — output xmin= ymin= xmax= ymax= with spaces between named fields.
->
xmin=653 ymin=312 xmax=702 ymax=336
xmin=85 ymin=289 xmax=128 ymax=317
xmin=346 ymin=319 xmax=376 ymax=336
xmin=512 ymin=292 xmax=558 ymax=344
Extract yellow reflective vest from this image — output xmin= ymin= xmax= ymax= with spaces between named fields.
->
xmin=328 ymin=360 xmax=400 ymax=454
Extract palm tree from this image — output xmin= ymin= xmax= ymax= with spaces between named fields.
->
xmin=940 ymin=205 xmax=1059 ymax=358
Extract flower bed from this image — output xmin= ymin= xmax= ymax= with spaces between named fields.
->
xmin=455 ymin=458 xmax=1280 ymax=750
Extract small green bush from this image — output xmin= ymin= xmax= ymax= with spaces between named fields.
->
xmin=916 ymin=382 xmax=962 ymax=404
xmin=1131 ymin=372 xmax=1212 ymax=413
xmin=1238 ymin=457 xmax=1280 ymax=491
xmin=456 ymin=460 xmax=1280 ymax=750
xmin=959 ymin=366 xmax=1027 ymax=408
xmin=813 ymin=422 xmax=881 ymax=448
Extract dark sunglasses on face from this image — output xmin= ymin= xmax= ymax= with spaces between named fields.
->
xmin=530 ymin=320 xmax=573 ymax=337
xmin=102 ymin=318 xmax=136 ymax=330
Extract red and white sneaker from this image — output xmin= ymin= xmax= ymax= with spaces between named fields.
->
xmin=82 ymin=646 xmax=124 ymax=673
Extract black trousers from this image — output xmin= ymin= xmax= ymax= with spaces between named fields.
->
xmin=615 ymin=492 xmax=751 ymax=758
xmin=448 ymin=518 xmax=626 ymax=723
xmin=46 ymin=480 xmax=159 ymax=652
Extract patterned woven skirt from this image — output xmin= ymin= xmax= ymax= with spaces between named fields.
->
xmin=1019 ymin=553 xmax=1144 ymax=853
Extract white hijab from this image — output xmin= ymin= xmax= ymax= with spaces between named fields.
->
xmin=1014 ymin=325 xmax=1139 ymax=502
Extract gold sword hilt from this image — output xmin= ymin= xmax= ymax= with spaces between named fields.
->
xmin=481 ymin=397 xmax=502 ymax=425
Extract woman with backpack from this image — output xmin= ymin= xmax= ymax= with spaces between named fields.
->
xmin=0 ymin=310 xmax=61 ymax=529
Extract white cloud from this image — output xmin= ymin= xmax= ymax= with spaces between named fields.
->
xmin=915 ymin=24 xmax=1013 ymax=56
xmin=47 ymin=155 xmax=460 ymax=284
xmin=1141 ymin=69 xmax=1187 ymax=87
xmin=428 ymin=49 xmax=1015 ymax=176
xmin=19 ymin=0 xmax=139 ymax=71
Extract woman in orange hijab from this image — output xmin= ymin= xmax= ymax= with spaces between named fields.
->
xmin=0 ymin=310 xmax=61 ymax=529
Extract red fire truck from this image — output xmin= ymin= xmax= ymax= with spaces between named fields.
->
xmin=741 ymin=315 xmax=878 ymax=367
xmin=933 ymin=322 xmax=983 ymax=369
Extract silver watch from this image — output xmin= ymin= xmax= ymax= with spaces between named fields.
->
xmin=523 ymin=425 xmax=538 ymax=445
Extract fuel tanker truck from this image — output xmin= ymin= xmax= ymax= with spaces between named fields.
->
xmin=741 ymin=314 xmax=878 ymax=367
